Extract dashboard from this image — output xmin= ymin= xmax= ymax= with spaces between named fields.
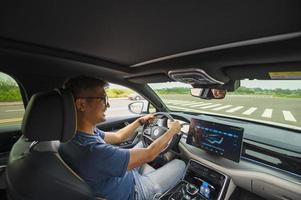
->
xmin=169 ymin=113 xmax=301 ymax=200
xmin=101 ymin=114 xmax=301 ymax=200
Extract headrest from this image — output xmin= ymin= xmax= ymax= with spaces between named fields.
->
xmin=22 ymin=88 xmax=77 ymax=142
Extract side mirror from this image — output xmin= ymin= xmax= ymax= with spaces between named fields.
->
xmin=191 ymin=88 xmax=226 ymax=100
xmin=128 ymin=101 xmax=144 ymax=114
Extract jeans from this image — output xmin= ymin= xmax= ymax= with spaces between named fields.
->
xmin=132 ymin=143 xmax=186 ymax=200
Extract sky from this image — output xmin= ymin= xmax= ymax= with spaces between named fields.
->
xmin=148 ymin=80 xmax=301 ymax=90
xmin=241 ymin=80 xmax=301 ymax=90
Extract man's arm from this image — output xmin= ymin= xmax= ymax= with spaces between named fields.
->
xmin=104 ymin=114 xmax=155 ymax=144
xmin=127 ymin=121 xmax=181 ymax=170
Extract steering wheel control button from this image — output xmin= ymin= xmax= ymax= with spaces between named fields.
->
xmin=144 ymin=129 xmax=151 ymax=136
xmin=153 ymin=128 xmax=160 ymax=137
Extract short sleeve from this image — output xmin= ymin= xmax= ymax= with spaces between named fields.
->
xmin=89 ymin=143 xmax=130 ymax=177
xmin=95 ymin=128 xmax=105 ymax=139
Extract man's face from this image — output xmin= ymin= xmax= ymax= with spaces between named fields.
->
xmin=75 ymin=86 xmax=109 ymax=125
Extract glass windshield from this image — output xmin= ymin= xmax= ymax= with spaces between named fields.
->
xmin=149 ymin=80 xmax=301 ymax=131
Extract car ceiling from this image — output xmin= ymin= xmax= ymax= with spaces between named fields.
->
xmin=0 ymin=0 xmax=301 ymax=85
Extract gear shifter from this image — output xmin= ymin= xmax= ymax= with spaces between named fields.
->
xmin=186 ymin=183 xmax=199 ymax=195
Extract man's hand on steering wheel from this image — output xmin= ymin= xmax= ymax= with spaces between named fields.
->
xmin=138 ymin=114 xmax=155 ymax=125
xmin=140 ymin=112 xmax=182 ymax=154
xmin=168 ymin=121 xmax=182 ymax=136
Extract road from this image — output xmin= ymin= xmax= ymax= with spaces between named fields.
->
xmin=0 ymin=96 xmax=300 ymax=129
xmin=0 ymin=99 xmax=138 ymax=126
xmin=163 ymin=95 xmax=301 ymax=128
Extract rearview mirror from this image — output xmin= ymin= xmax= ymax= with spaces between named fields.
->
xmin=191 ymin=88 xmax=226 ymax=100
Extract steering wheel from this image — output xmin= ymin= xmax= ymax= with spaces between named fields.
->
xmin=141 ymin=112 xmax=182 ymax=154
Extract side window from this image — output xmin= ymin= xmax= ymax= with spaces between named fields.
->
xmin=0 ymin=72 xmax=24 ymax=128
xmin=106 ymin=83 xmax=151 ymax=118
xmin=149 ymin=104 xmax=156 ymax=113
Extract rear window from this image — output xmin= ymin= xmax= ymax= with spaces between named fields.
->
xmin=0 ymin=72 xmax=24 ymax=129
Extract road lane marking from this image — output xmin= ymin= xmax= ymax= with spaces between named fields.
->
xmin=183 ymin=102 xmax=204 ymax=106
xmin=282 ymin=111 xmax=297 ymax=122
xmin=189 ymin=104 xmax=207 ymax=108
xmin=166 ymin=102 xmax=182 ymax=105
xmin=195 ymin=103 xmax=212 ymax=107
xmin=5 ymin=109 xmax=24 ymax=112
xmin=0 ymin=118 xmax=22 ymax=124
xmin=180 ymin=103 xmax=195 ymax=106
xmin=166 ymin=100 xmax=201 ymax=104
xmin=160 ymin=104 xmax=301 ymax=130
xmin=212 ymin=105 xmax=232 ymax=111
xmin=226 ymin=106 xmax=244 ymax=113
xmin=168 ymin=105 xmax=191 ymax=112
xmin=169 ymin=102 xmax=200 ymax=106
xmin=188 ymin=103 xmax=211 ymax=107
xmin=243 ymin=107 xmax=257 ymax=115
xmin=262 ymin=109 xmax=273 ymax=118
xmin=200 ymin=104 xmax=222 ymax=109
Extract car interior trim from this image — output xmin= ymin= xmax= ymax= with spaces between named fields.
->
xmin=179 ymin=142 xmax=301 ymax=199
xmin=130 ymin=31 xmax=301 ymax=68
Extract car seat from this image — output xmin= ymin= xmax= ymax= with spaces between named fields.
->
xmin=5 ymin=88 xmax=101 ymax=200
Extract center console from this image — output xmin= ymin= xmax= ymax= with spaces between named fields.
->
xmin=159 ymin=160 xmax=229 ymax=200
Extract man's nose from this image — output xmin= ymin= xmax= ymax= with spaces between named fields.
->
xmin=106 ymin=102 xmax=110 ymax=108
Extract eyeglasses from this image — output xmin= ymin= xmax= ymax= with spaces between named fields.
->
xmin=76 ymin=96 xmax=109 ymax=107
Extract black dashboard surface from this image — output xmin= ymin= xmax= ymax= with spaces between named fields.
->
xmin=170 ymin=112 xmax=301 ymax=181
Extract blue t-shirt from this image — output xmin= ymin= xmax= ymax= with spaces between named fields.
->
xmin=59 ymin=128 xmax=135 ymax=200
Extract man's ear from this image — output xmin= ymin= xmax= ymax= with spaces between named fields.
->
xmin=75 ymin=99 xmax=85 ymax=112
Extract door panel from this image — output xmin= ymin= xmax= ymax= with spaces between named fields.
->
xmin=0 ymin=126 xmax=22 ymax=166
xmin=97 ymin=115 xmax=143 ymax=148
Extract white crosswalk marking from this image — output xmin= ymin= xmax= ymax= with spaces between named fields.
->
xmin=188 ymin=102 xmax=211 ymax=107
xmin=165 ymin=100 xmax=298 ymax=124
xmin=242 ymin=107 xmax=257 ymax=115
xmin=282 ymin=111 xmax=297 ymax=122
xmin=5 ymin=109 xmax=24 ymax=112
xmin=189 ymin=104 xmax=206 ymax=108
xmin=176 ymin=103 xmax=191 ymax=106
xmin=186 ymin=102 xmax=207 ymax=107
xmin=226 ymin=106 xmax=244 ymax=113
xmin=200 ymin=104 xmax=222 ymax=109
xmin=167 ymin=100 xmax=200 ymax=104
xmin=168 ymin=105 xmax=191 ymax=112
xmin=169 ymin=102 xmax=191 ymax=105
xmin=262 ymin=109 xmax=273 ymax=118
xmin=212 ymin=105 xmax=232 ymax=111
xmin=168 ymin=102 xmax=203 ymax=107
xmin=196 ymin=103 xmax=212 ymax=107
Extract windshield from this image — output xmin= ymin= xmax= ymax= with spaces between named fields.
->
xmin=149 ymin=80 xmax=301 ymax=131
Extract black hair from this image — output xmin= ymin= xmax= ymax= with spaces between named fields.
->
xmin=63 ymin=76 xmax=109 ymax=98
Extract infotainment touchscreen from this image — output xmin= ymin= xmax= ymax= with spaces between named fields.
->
xmin=186 ymin=118 xmax=244 ymax=162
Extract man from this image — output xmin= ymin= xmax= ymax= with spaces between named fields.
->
xmin=59 ymin=76 xmax=186 ymax=200
xmin=211 ymin=89 xmax=226 ymax=99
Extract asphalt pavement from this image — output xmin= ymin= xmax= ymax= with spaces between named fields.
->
xmin=0 ymin=96 xmax=300 ymax=129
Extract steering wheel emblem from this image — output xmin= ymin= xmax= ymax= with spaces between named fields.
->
xmin=153 ymin=129 xmax=160 ymax=137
